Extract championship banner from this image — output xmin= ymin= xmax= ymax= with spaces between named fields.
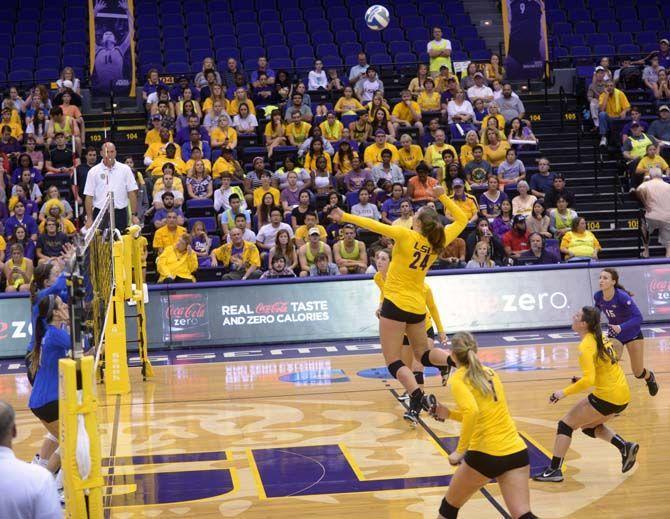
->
xmin=89 ymin=0 xmax=136 ymax=97
xmin=501 ymin=0 xmax=549 ymax=79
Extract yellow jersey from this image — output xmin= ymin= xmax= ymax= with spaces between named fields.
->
xmin=152 ymin=225 xmax=186 ymax=251
xmin=253 ymin=186 xmax=280 ymax=207
xmin=211 ymin=157 xmax=241 ymax=179
xmin=562 ymin=333 xmax=630 ymax=406
xmin=598 ymin=89 xmax=630 ymax=117
xmin=392 ymin=100 xmax=422 ymax=123
xmin=334 ymin=96 xmax=364 ymax=115
xmin=363 ymin=143 xmax=399 ymax=166
xmin=210 ymin=126 xmax=238 ymax=149
xmin=425 ymin=143 xmax=458 ymax=169
xmin=228 ymin=98 xmax=256 ymax=116
xmin=285 ymin=121 xmax=312 ymax=144
xmin=373 ymin=273 xmax=443 ymax=332
xmin=398 ymin=145 xmax=424 ymax=171
xmin=448 ymin=366 xmax=526 ymax=456
xmin=319 ymin=120 xmax=344 ymax=142
xmin=417 ymin=91 xmax=441 ymax=112
xmin=342 ymin=194 xmax=467 ymax=314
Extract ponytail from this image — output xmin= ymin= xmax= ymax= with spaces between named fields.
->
xmin=417 ymin=208 xmax=446 ymax=254
xmin=581 ymin=306 xmax=617 ymax=364
xmin=451 ymin=331 xmax=493 ymax=397
xmin=27 ymin=295 xmax=56 ymax=378
xmin=602 ymin=268 xmax=633 ymax=296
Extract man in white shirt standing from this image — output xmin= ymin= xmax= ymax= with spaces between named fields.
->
xmin=467 ymin=72 xmax=494 ymax=106
xmin=427 ymin=27 xmax=452 ymax=76
xmin=348 ymin=52 xmax=369 ymax=95
xmin=84 ymin=142 xmax=139 ymax=231
xmin=0 ymin=401 xmax=62 ymax=518
xmin=637 ymin=168 xmax=670 ymax=257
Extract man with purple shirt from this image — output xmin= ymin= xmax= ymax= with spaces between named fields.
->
xmin=250 ymin=56 xmax=275 ymax=88
xmin=175 ymin=115 xmax=210 ymax=146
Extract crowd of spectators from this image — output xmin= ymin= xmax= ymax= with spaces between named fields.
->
xmin=0 ymin=68 xmax=97 ymax=292
xmin=134 ymin=46 xmax=609 ymax=283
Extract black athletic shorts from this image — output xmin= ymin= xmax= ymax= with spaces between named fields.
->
xmin=402 ymin=326 xmax=435 ymax=346
xmin=380 ymin=298 xmax=425 ymax=324
xmin=622 ymin=331 xmax=644 ymax=345
xmin=464 ymin=448 xmax=529 ymax=480
xmin=588 ymin=393 xmax=628 ymax=416
xmin=31 ymin=400 xmax=59 ymax=423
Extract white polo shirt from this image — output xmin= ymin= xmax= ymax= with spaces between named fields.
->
xmin=0 ymin=446 xmax=62 ymax=518
xmin=84 ymin=159 xmax=138 ymax=209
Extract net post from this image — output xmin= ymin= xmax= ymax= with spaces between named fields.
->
xmin=105 ymin=236 xmax=130 ymax=395
xmin=127 ymin=227 xmax=153 ymax=379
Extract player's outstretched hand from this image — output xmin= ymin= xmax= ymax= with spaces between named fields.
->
xmin=431 ymin=185 xmax=445 ymax=198
xmin=328 ymin=207 xmax=345 ymax=223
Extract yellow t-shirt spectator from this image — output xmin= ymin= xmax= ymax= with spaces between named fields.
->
xmin=202 ymin=97 xmax=229 ymax=114
xmin=398 ymin=144 xmax=424 ymax=171
xmin=147 ymin=156 xmax=187 ymax=176
xmin=445 ymin=194 xmax=478 ymax=221
xmin=285 ymin=121 xmax=312 ymax=145
xmin=424 ymin=143 xmax=458 ymax=168
xmin=38 ymin=218 xmax=76 ymax=234
xmin=304 ymin=152 xmax=333 ymax=173
xmin=295 ymin=224 xmax=327 ymax=243
xmin=333 ymin=151 xmax=358 ymax=174
xmin=253 ymin=186 xmax=280 ymax=207
xmin=392 ymin=100 xmax=422 ymax=123
xmin=482 ymin=114 xmax=506 ymax=132
xmin=156 ymin=246 xmax=199 ymax=282
xmin=212 ymin=156 xmax=242 ymax=179
xmin=145 ymin=128 xmax=172 ymax=147
xmin=145 ymin=141 xmax=182 ymax=161
xmin=210 ymin=126 xmax=238 ymax=149
xmin=560 ymin=230 xmax=602 ymax=258
xmin=334 ymin=97 xmax=364 ymax=115
xmin=228 ymin=98 xmax=256 ymax=116
xmin=598 ymin=89 xmax=631 ymax=117
xmin=319 ymin=120 xmax=344 ymax=142
xmin=152 ymin=176 xmax=184 ymax=196
xmin=152 ymin=225 xmax=186 ymax=251
xmin=264 ymin=122 xmax=285 ymax=140
xmin=636 ymin=155 xmax=669 ymax=173
xmin=212 ymin=240 xmax=261 ymax=269
xmin=363 ymin=143 xmax=400 ymax=166
xmin=185 ymin=158 xmax=212 ymax=175
xmin=417 ymin=91 xmax=441 ymax=112
xmin=483 ymin=141 xmax=511 ymax=167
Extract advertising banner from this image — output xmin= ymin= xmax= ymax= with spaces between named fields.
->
xmin=89 ymin=0 xmax=136 ymax=96
xmin=2 ymin=261 xmax=670 ymax=359
xmin=0 ymin=297 xmax=33 ymax=359
xmin=501 ymin=0 xmax=549 ymax=79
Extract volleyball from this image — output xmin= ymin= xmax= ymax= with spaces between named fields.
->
xmin=365 ymin=5 xmax=390 ymax=30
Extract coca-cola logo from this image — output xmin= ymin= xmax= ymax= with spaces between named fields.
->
xmin=164 ymin=303 xmax=207 ymax=320
xmin=649 ymin=279 xmax=670 ymax=292
xmin=255 ymin=301 xmax=289 ymax=314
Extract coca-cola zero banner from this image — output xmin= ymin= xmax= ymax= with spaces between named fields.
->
xmin=0 ymin=262 xmax=669 ymax=358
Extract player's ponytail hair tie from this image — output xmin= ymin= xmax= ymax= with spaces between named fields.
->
xmin=451 ymin=331 xmax=494 ymax=398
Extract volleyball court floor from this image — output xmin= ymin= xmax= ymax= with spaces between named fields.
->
xmin=3 ymin=326 xmax=670 ymax=518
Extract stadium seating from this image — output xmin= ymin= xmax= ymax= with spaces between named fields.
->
xmin=134 ymin=0 xmax=488 ymax=75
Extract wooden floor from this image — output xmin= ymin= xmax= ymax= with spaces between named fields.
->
xmin=4 ymin=337 xmax=670 ymax=518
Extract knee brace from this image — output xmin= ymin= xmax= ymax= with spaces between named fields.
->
xmin=413 ymin=371 xmax=424 ymax=385
xmin=582 ymin=427 xmax=596 ymax=438
xmin=519 ymin=513 xmax=538 ymax=519
xmin=387 ymin=360 xmax=405 ymax=379
xmin=635 ymin=368 xmax=648 ymax=379
xmin=44 ymin=432 xmax=57 ymax=443
xmin=557 ymin=420 xmax=573 ymax=438
xmin=439 ymin=498 xmax=459 ymax=519
xmin=421 ymin=350 xmax=435 ymax=368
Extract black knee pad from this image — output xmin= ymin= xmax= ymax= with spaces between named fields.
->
xmin=557 ymin=420 xmax=573 ymax=437
xmin=635 ymin=368 xmax=648 ymax=379
xmin=387 ymin=360 xmax=405 ymax=379
xmin=582 ymin=427 xmax=596 ymax=438
xmin=519 ymin=513 xmax=538 ymax=519
xmin=413 ymin=371 xmax=424 ymax=385
xmin=439 ymin=498 xmax=459 ymax=519
xmin=421 ymin=350 xmax=435 ymax=367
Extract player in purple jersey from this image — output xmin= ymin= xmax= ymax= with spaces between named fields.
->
xmin=594 ymin=268 xmax=658 ymax=396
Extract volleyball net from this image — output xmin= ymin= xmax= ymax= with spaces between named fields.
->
xmin=58 ymin=192 xmax=152 ymax=517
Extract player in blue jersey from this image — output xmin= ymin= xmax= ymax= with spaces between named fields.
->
xmin=594 ymin=268 xmax=658 ymax=396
